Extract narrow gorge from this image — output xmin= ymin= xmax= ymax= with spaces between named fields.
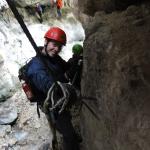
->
xmin=0 ymin=0 xmax=150 ymax=150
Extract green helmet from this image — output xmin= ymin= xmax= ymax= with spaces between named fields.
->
xmin=72 ymin=44 xmax=83 ymax=55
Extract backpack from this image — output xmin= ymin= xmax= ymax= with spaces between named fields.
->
xmin=18 ymin=59 xmax=38 ymax=102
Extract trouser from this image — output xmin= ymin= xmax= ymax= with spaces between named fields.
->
xmin=37 ymin=11 xmax=43 ymax=23
xmin=57 ymin=7 xmax=61 ymax=17
xmin=55 ymin=111 xmax=80 ymax=150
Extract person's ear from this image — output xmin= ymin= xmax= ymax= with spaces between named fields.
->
xmin=44 ymin=39 xmax=48 ymax=46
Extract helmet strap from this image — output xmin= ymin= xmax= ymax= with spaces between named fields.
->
xmin=44 ymin=40 xmax=49 ymax=57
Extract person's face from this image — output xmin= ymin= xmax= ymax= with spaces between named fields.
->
xmin=44 ymin=39 xmax=63 ymax=57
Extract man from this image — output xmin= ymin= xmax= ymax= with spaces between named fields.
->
xmin=35 ymin=3 xmax=43 ymax=23
xmin=67 ymin=44 xmax=83 ymax=90
xmin=27 ymin=27 xmax=80 ymax=150
xmin=50 ymin=0 xmax=55 ymax=7
xmin=56 ymin=0 xmax=63 ymax=18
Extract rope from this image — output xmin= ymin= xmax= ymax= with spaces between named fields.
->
xmin=44 ymin=81 xmax=100 ymax=121
xmin=43 ymin=83 xmax=55 ymax=113
xmin=44 ymin=81 xmax=71 ymax=114
xmin=82 ymin=100 xmax=100 ymax=121
xmin=57 ymin=82 xmax=70 ymax=114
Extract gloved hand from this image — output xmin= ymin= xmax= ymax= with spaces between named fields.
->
xmin=66 ymin=66 xmax=77 ymax=79
xmin=66 ymin=59 xmax=82 ymax=81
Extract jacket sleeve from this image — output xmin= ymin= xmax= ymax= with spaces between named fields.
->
xmin=66 ymin=57 xmax=80 ymax=80
xmin=27 ymin=58 xmax=54 ymax=94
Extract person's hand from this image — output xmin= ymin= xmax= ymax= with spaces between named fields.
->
xmin=78 ymin=59 xmax=83 ymax=66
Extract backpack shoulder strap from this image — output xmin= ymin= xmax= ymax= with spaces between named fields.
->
xmin=36 ymin=54 xmax=57 ymax=82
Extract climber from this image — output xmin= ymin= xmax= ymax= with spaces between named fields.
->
xmin=66 ymin=44 xmax=83 ymax=89
xmin=50 ymin=0 xmax=55 ymax=7
xmin=56 ymin=0 xmax=63 ymax=18
xmin=26 ymin=27 xmax=80 ymax=150
xmin=35 ymin=2 xmax=43 ymax=23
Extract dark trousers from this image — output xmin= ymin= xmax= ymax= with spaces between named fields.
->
xmin=57 ymin=7 xmax=61 ymax=17
xmin=55 ymin=111 xmax=80 ymax=150
xmin=37 ymin=11 xmax=43 ymax=23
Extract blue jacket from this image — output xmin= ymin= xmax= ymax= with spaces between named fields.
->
xmin=27 ymin=54 xmax=68 ymax=102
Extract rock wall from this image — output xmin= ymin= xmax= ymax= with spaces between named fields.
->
xmin=73 ymin=0 xmax=150 ymax=150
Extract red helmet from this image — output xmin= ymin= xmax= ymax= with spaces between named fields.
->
xmin=44 ymin=27 xmax=67 ymax=45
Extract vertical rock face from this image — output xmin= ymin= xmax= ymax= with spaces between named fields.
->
xmin=13 ymin=0 xmax=49 ymax=7
xmin=73 ymin=0 xmax=150 ymax=150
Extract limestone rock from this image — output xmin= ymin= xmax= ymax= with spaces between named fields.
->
xmin=0 ymin=125 xmax=11 ymax=137
xmin=78 ymin=1 xmax=150 ymax=150
xmin=14 ymin=0 xmax=49 ymax=7
xmin=0 ymin=64 xmax=16 ymax=102
xmin=0 ymin=101 xmax=18 ymax=125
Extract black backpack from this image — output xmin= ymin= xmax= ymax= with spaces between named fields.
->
xmin=18 ymin=58 xmax=38 ymax=102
